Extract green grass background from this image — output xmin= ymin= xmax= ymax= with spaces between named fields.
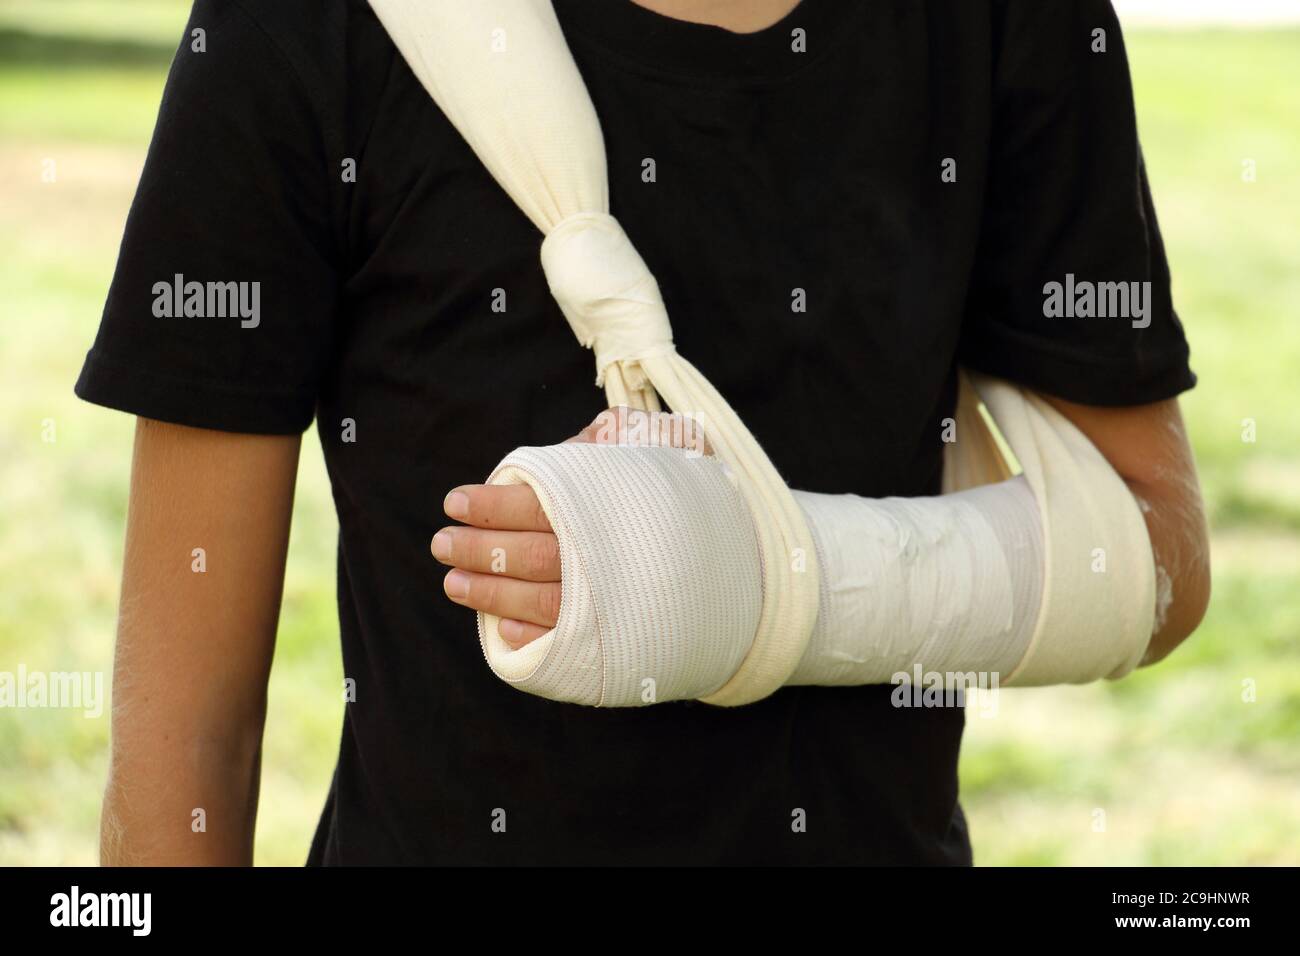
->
xmin=1 ymin=1 xmax=1296 ymax=865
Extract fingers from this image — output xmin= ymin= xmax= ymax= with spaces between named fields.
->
xmin=430 ymin=526 xmax=560 ymax=582
xmin=443 ymin=568 xmax=561 ymax=632
xmin=566 ymin=406 xmax=713 ymax=456
xmin=437 ymin=408 xmax=709 ymax=654
xmin=443 ymin=483 xmax=552 ymax=532
xmin=438 ymin=480 xmax=558 ymax=651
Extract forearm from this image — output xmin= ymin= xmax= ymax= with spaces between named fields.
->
xmin=104 ymin=578 xmax=278 ymax=867
xmin=790 ymin=469 xmax=1210 ymax=685
xmin=790 ymin=473 xmax=1207 ymax=686
xmin=788 ymin=476 xmax=1044 ymax=687
xmin=102 ymin=708 xmax=265 ymax=866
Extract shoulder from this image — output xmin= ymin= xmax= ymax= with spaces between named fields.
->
xmin=177 ymin=0 xmax=396 ymax=147
xmin=990 ymin=0 xmax=1124 ymax=51
xmin=204 ymin=0 xmax=378 ymax=83
xmin=181 ymin=0 xmax=393 ymax=93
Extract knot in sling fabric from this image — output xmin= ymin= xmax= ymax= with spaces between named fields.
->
xmin=539 ymin=212 xmax=675 ymax=391
xmin=368 ymin=0 xmax=1157 ymax=705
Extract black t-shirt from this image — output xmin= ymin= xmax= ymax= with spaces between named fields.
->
xmin=76 ymin=0 xmax=1195 ymax=864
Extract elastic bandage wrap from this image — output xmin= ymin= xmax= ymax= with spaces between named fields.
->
xmin=480 ymin=443 xmax=760 ymax=707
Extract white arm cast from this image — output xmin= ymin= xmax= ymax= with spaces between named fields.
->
xmin=479 ymin=427 xmax=1151 ymax=708
xmin=787 ymin=478 xmax=1043 ymax=688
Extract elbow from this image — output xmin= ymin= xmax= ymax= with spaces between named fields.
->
xmin=1141 ymin=535 xmax=1212 ymax=668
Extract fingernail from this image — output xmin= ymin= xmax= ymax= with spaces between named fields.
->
xmin=444 ymin=490 xmax=469 ymax=519
xmin=431 ymin=529 xmax=453 ymax=561
xmin=499 ymin=618 xmax=522 ymax=647
xmin=444 ymin=569 xmax=469 ymax=600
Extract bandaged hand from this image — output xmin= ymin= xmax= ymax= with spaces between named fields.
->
xmin=432 ymin=407 xmax=712 ymax=651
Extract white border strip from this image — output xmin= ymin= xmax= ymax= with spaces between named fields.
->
xmin=1114 ymin=0 xmax=1300 ymax=27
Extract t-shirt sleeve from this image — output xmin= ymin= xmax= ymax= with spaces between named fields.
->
xmin=74 ymin=0 xmax=339 ymax=434
xmin=958 ymin=0 xmax=1196 ymax=407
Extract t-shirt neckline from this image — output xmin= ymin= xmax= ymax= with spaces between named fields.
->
xmin=552 ymin=0 xmax=850 ymax=84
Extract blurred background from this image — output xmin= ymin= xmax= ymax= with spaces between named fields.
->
xmin=1 ymin=0 xmax=1296 ymax=865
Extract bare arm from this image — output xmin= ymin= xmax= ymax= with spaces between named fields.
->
xmin=101 ymin=418 xmax=300 ymax=866
xmin=1043 ymin=395 xmax=1211 ymax=666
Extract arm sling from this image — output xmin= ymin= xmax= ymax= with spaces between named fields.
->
xmin=367 ymin=0 xmax=1157 ymax=707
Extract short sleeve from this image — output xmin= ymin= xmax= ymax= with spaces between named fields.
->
xmin=75 ymin=0 xmax=339 ymax=434
xmin=959 ymin=0 xmax=1196 ymax=407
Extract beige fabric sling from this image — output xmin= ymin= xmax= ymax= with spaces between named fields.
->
xmin=367 ymin=0 xmax=1156 ymax=703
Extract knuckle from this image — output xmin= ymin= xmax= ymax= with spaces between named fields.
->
xmin=522 ymin=534 xmax=558 ymax=578
xmin=530 ymin=497 xmax=550 ymax=532
xmin=535 ymin=582 xmax=561 ymax=624
xmin=471 ymin=533 xmax=492 ymax=570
